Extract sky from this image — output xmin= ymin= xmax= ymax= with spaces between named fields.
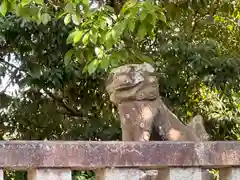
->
xmin=0 ymin=56 xmax=20 ymax=96
xmin=0 ymin=75 xmax=19 ymax=95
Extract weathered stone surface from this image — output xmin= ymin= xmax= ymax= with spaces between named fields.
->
xmin=219 ymin=167 xmax=240 ymax=180
xmin=106 ymin=63 xmax=158 ymax=105
xmin=105 ymin=63 xmax=213 ymax=179
xmin=102 ymin=168 xmax=146 ymax=180
xmin=0 ymin=169 xmax=3 ymax=180
xmin=187 ymin=115 xmax=209 ymax=141
xmin=106 ymin=62 xmax=202 ymax=142
xmin=28 ymin=168 xmax=71 ymax=180
xmin=156 ymin=168 xmax=203 ymax=180
xmin=0 ymin=141 xmax=238 ymax=169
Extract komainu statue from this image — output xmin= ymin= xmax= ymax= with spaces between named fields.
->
xmin=106 ymin=63 xmax=213 ymax=180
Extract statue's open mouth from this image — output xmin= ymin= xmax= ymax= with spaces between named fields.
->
xmin=114 ymin=81 xmax=142 ymax=91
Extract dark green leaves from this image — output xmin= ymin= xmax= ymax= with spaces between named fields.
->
xmin=0 ymin=0 xmax=169 ymax=75
xmin=137 ymin=22 xmax=148 ymax=41
xmin=64 ymin=49 xmax=74 ymax=65
xmin=85 ymin=59 xmax=100 ymax=74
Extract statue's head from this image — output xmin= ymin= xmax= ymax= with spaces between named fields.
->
xmin=106 ymin=63 xmax=159 ymax=105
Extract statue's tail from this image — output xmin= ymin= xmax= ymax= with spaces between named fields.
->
xmin=187 ymin=115 xmax=210 ymax=141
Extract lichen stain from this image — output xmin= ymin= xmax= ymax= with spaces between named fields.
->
xmin=142 ymin=131 xmax=150 ymax=141
xmin=221 ymin=150 xmax=237 ymax=164
xmin=140 ymin=106 xmax=154 ymax=120
xmin=168 ymin=128 xmax=181 ymax=141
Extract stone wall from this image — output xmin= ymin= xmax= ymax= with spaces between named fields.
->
xmin=0 ymin=141 xmax=238 ymax=179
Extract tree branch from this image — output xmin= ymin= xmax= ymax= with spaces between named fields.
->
xmin=189 ymin=1 xmax=219 ymax=39
xmin=0 ymin=57 xmax=30 ymax=76
xmin=56 ymin=109 xmax=84 ymax=117
xmin=43 ymin=88 xmax=83 ymax=117
xmin=0 ymin=75 xmax=15 ymax=94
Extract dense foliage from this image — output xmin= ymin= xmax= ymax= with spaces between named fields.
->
xmin=1 ymin=0 xmax=240 ymax=179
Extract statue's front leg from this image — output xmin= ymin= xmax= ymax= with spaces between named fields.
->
xmin=118 ymin=101 xmax=156 ymax=141
xmin=121 ymin=121 xmax=133 ymax=141
xmin=118 ymin=101 xmax=159 ymax=179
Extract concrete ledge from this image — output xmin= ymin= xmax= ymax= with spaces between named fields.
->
xmin=0 ymin=141 xmax=239 ymax=169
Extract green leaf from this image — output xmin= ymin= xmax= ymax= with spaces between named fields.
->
xmin=111 ymin=28 xmax=121 ymax=43
xmin=0 ymin=0 xmax=8 ymax=16
xmin=21 ymin=0 xmax=32 ymax=6
xmin=65 ymin=3 xmax=74 ymax=13
xmin=82 ymin=0 xmax=89 ymax=6
xmin=219 ymin=2 xmax=232 ymax=14
xmin=67 ymin=30 xmax=86 ymax=45
xmin=158 ymin=12 xmax=166 ymax=23
xmin=146 ymin=23 xmax=154 ymax=39
xmin=148 ymin=13 xmax=156 ymax=26
xmin=99 ymin=17 xmax=107 ymax=30
xmin=66 ymin=30 xmax=78 ymax=44
xmin=100 ymin=58 xmax=110 ymax=70
xmin=57 ymin=11 xmax=67 ymax=19
xmin=75 ymin=50 xmax=84 ymax=62
xmin=187 ymin=111 xmax=192 ymax=117
xmin=129 ymin=6 xmax=139 ymax=17
xmin=112 ymin=20 xmax=127 ymax=42
xmin=140 ymin=10 xmax=148 ymax=21
xmin=110 ymin=51 xmax=122 ymax=64
xmin=105 ymin=5 xmax=115 ymax=13
xmin=94 ymin=46 xmax=104 ymax=58
xmin=41 ymin=13 xmax=51 ymax=25
xmin=72 ymin=14 xmax=81 ymax=25
xmin=90 ymin=28 xmax=98 ymax=44
xmin=82 ymin=0 xmax=89 ymax=13
xmin=34 ymin=0 xmax=44 ymax=5
xmin=136 ymin=53 xmax=154 ymax=63
xmin=87 ymin=59 xmax=99 ymax=74
xmin=16 ymin=5 xmax=40 ymax=19
xmin=36 ymin=7 xmax=42 ymax=24
xmin=227 ymin=25 xmax=233 ymax=31
xmin=87 ymin=49 xmax=94 ymax=61
xmin=82 ymin=33 xmax=89 ymax=46
xmin=128 ymin=18 xmax=135 ymax=32
xmin=6 ymin=0 xmax=14 ymax=11
xmin=64 ymin=14 xmax=71 ymax=25
xmin=136 ymin=22 xmax=147 ymax=41
xmin=73 ymin=30 xmax=84 ymax=44
xmin=109 ymin=54 xmax=120 ymax=67
xmin=104 ymin=31 xmax=114 ymax=49
xmin=64 ymin=49 xmax=74 ymax=65
xmin=120 ymin=0 xmax=137 ymax=15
